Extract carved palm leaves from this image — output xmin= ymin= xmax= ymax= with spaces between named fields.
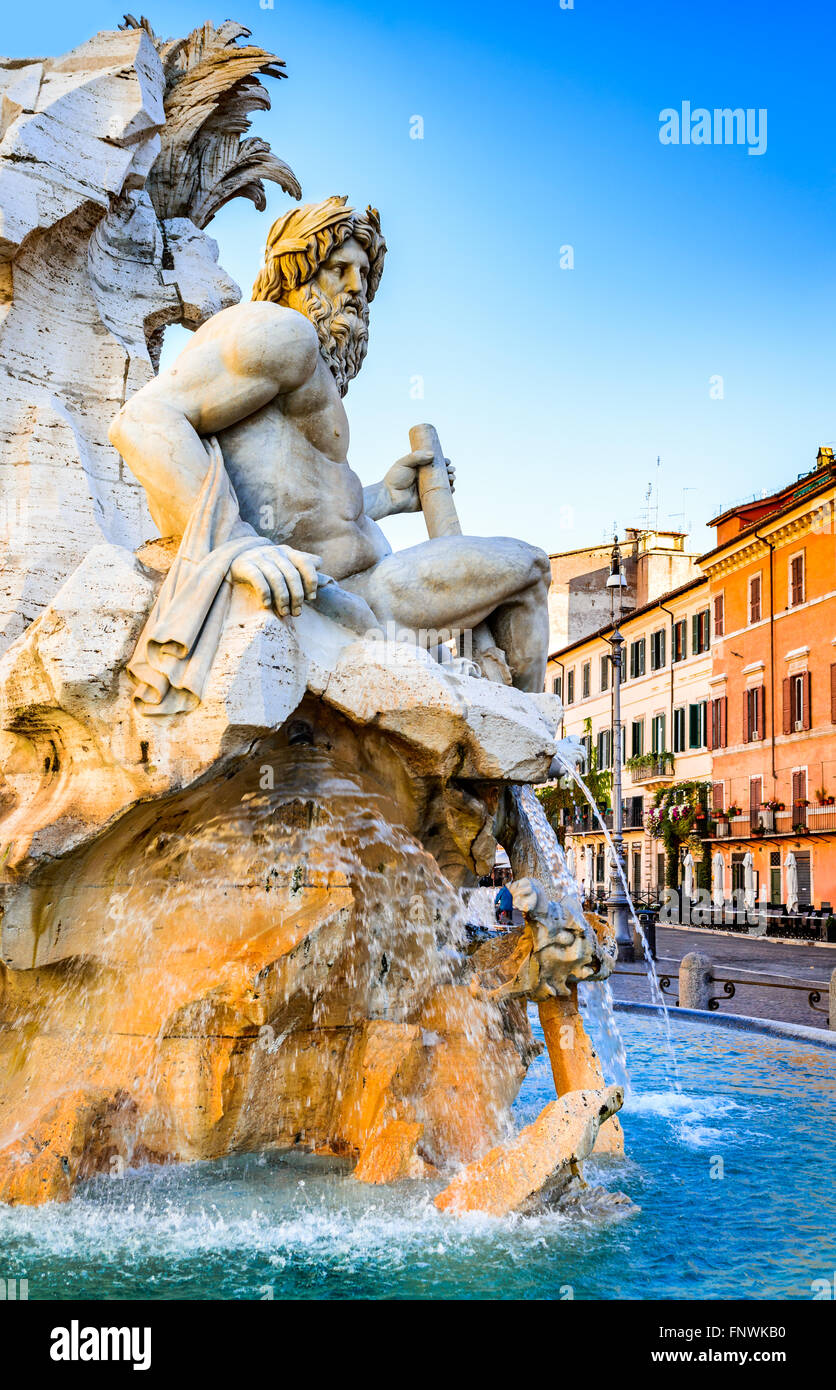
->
xmin=122 ymin=16 xmax=301 ymax=228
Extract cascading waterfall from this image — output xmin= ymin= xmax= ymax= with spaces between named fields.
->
xmin=510 ymin=784 xmax=632 ymax=1091
xmin=514 ymin=772 xmax=678 ymax=1084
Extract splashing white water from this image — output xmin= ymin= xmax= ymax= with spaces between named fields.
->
xmin=547 ymin=757 xmax=680 ymax=1091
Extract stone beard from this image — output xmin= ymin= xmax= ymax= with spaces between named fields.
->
xmin=249 ymin=196 xmax=385 ymax=397
xmin=291 ymin=281 xmax=369 ymax=397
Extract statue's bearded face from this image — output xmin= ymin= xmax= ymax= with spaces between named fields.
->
xmin=285 ymin=236 xmax=371 ymax=396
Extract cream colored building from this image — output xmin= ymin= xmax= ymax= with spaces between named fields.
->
xmin=547 ymin=575 xmax=713 ymax=899
xmin=547 ymin=528 xmax=700 ymax=653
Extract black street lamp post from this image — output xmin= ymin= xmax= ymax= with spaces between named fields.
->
xmin=606 ymin=540 xmax=634 ymax=963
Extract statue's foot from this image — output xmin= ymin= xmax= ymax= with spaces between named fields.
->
xmin=473 ymin=644 xmax=513 ymax=686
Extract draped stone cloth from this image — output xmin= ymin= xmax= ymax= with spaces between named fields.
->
xmin=128 ymin=438 xmax=264 ymax=715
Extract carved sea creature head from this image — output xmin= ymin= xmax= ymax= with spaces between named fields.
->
xmin=251 ymin=196 xmax=387 ymax=395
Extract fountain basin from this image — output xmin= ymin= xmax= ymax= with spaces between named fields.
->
xmin=1 ymin=1008 xmax=832 ymax=1299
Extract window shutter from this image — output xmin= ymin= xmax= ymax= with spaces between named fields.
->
xmin=758 ymin=685 xmax=766 ymax=740
xmin=831 ymin=664 xmax=836 ymax=723
xmin=721 ymin=695 xmax=727 ymax=748
xmin=803 ymin=671 xmax=812 ymax=730
xmin=743 ymin=690 xmax=750 ymax=743
xmin=692 ymin=614 xmax=699 ymax=652
xmin=782 ymin=678 xmax=792 ymax=735
xmin=707 ymin=700 xmax=714 ymax=751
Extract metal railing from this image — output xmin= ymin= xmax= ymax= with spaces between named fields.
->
xmin=631 ymin=754 xmax=675 ymax=783
xmin=709 ymin=802 xmax=836 ymax=838
xmin=654 ymin=971 xmax=829 ymax=1021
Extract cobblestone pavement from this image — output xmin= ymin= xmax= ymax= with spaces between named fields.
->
xmin=609 ymin=924 xmax=836 ymax=1028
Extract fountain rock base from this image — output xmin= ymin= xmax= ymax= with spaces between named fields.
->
xmin=0 ymin=747 xmax=538 ymax=1204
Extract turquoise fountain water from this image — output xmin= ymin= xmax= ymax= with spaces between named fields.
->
xmin=0 ymin=1008 xmax=831 ymax=1299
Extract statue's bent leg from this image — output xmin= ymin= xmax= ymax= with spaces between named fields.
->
xmin=341 ymin=535 xmax=550 ymax=692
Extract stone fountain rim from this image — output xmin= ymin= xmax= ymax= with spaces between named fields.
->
xmin=612 ymin=999 xmax=836 ymax=1051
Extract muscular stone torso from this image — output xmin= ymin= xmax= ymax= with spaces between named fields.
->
xmin=216 ymin=353 xmax=391 ymax=580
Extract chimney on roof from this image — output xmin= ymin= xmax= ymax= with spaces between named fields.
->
xmin=816 ymin=446 xmax=834 ymax=470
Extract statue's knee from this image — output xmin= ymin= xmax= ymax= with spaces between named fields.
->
xmin=526 ymin=546 xmax=550 ymax=588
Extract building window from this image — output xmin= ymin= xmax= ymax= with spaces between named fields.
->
xmin=566 ymin=668 xmax=574 ymax=704
xmin=789 ymin=552 xmax=805 ymax=607
xmin=650 ymin=628 xmax=666 ymax=671
xmin=792 ymin=769 xmax=807 ymax=815
xmin=713 ymin=593 xmax=725 ymax=638
xmin=791 ymin=674 xmax=804 ymax=730
xmin=581 ymin=733 xmax=592 ymax=766
xmin=631 ymin=717 xmax=644 ymax=758
xmin=629 ymin=638 xmax=646 ymax=680
xmin=673 ymin=706 xmax=686 ymax=753
xmin=552 ymin=674 xmax=562 ymax=698
xmin=651 ymin=713 xmax=666 ymax=753
xmin=712 ymin=781 xmax=725 ymax=813
xmin=582 ymin=661 xmax=591 ymax=699
xmin=731 ymin=853 xmax=756 ymax=897
xmin=600 ymin=654 xmax=609 ymax=692
xmin=749 ymin=574 xmax=762 ymax=625
xmin=744 ymin=686 xmax=765 ymax=742
xmin=750 ymin=776 xmax=763 ymax=819
xmin=783 ymin=673 xmax=811 ymax=733
xmin=689 ymin=701 xmax=707 ymax=749
xmin=709 ymin=695 xmax=727 ymax=748
xmin=596 ymin=728 xmax=612 ymax=769
xmin=692 ymin=609 xmax=710 ymax=655
xmin=672 ymin=619 xmax=687 ymax=663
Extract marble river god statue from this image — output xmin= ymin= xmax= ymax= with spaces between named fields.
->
xmin=109 ymin=194 xmax=552 ymax=711
xmin=0 ymin=18 xmax=624 ymax=1215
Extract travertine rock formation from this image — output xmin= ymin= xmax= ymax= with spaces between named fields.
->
xmin=0 ymin=21 xmax=299 ymax=651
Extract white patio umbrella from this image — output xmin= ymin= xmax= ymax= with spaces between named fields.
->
xmin=785 ymin=852 xmax=799 ymax=914
xmin=565 ymin=845 xmax=576 ymax=879
xmin=743 ymin=851 xmax=756 ymax=912
xmin=682 ymin=850 xmax=695 ymax=900
xmin=712 ymin=852 xmax=725 ymax=911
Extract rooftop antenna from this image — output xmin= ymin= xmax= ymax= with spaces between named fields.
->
xmin=654 ymin=456 xmax=661 ymax=530
xmin=670 ymin=485 xmax=698 ymax=535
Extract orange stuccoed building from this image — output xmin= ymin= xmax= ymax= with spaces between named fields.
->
xmin=700 ymin=447 xmax=836 ymax=911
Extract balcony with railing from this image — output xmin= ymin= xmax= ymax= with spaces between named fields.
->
xmin=628 ymin=752 xmax=675 ymax=786
xmin=709 ymin=801 xmax=836 ymax=839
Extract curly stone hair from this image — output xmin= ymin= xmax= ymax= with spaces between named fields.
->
xmin=251 ymin=195 xmax=386 ymax=305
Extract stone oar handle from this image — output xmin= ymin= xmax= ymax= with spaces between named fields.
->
xmin=409 ymin=422 xmax=462 ymax=539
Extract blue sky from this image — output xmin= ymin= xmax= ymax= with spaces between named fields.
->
xmin=6 ymin=0 xmax=835 ymax=556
